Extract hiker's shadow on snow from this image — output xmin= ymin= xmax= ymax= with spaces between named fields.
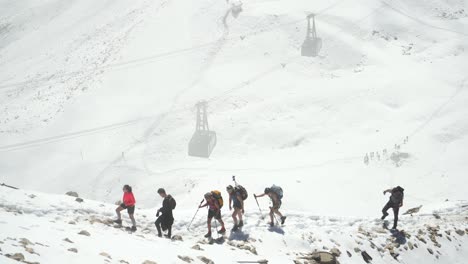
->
xmin=268 ymin=226 xmax=285 ymax=235
xmin=228 ymin=231 xmax=250 ymax=241
xmin=391 ymin=229 xmax=407 ymax=245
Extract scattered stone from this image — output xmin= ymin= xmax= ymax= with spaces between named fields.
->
xmin=64 ymin=238 xmax=73 ymax=243
xmin=354 ymin=247 xmax=361 ymax=253
xmin=100 ymin=252 xmax=112 ymax=259
xmin=346 ymin=251 xmax=352 ymax=257
xmin=119 ymin=260 xmax=130 ymax=264
xmin=68 ymin=248 xmax=78 ymax=253
xmin=142 ymin=261 xmax=157 ymax=264
xmin=198 ymin=256 xmax=215 ymax=264
xmin=427 ymin=248 xmax=434 ymax=255
xmin=66 ymin=191 xmax=79 ymax=198
xmin=25 ymin=247 xmax=35 ymax=254
xmin=191 ymin=244 xmax=203 ymax=251
xmin=78 ymin=230 xmax=90 ymax=236
xmin=19 ymin=238 xmax=33 ymax=246
xmin=6 ymin=253 xmax=25 ymax=261
xmin=29 ymin=194 xmax=36 ymax=199
xmin=75 ymin=198 xmax=84 ymax=203
xmin=68 ymin=221 xmax=76 ymax=225
xmin=408 ymin=242 xmax=414 ymax=250
xmin=330 ymin=248 xmax=341 ymax=257
xmin=455 ymin=229 xmax=465 ymax=236
xmin=171 ymin=235 xmax=183 ymax=241
xmin=178 ymin=255 xmax=193 ymax=263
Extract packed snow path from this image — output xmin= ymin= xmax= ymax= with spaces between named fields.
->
xmin=1 ymin=188 xmax=467 ymax=264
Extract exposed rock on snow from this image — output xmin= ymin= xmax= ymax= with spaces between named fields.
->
xmin=68 ymin=248 xmax=78 ymax=253
xmin=78 ymin=230 xmax=90 ymax=236
xmin=178 ymin=255 xmax=194 ymax=263
xmin=198 ymin=256 xmax=215 ymax=264
xmin=65 ymin=192 xmax=79 ymax=198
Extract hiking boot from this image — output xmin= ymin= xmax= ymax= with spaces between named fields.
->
xmin=269 ymin=222 xmax=274 ymax=227
xmin=157 ymin=233 xmax=162 ymax=238
xmin=218 ymin=227 xmax=226 ymax=234
xmin=281 ymin=216 xmax=287 ymax=225
xmin=204 ymin=232 xmax=212 ymax=238
xmin=164 ymin=234 xmax=171 ymax=239
xmin=113 ymin=219 xmax=122 ymax=225
xmin=238 ymin=220 xmax=244 ymax=227
xmin=381 ymin=212 xmax=389 ymax=220
xmin=391 ymin=226 xmax=397 ymax=230
xmin=232 ymin=225 xmax=239 ymax=231
xmin=131 ymin=226 xmax=137 ymax=232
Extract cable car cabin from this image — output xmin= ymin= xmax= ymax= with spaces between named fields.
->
xmin=301 ymin=37 xmax=322 ymax=57
xmin=188 ymin=130 xmax=217 ymax=158
xmin=301 ymin=14 xmax=322 ymax=57
xmin=188 ymin=101 xmax=217 ymax=158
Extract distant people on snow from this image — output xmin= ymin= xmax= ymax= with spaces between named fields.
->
xmin=114 ymin=184 xmax=137 ymax=232
xmin=155 ymin=188 xmax=176 ymax=239
xmin=381 ymin=186 xmax=404 ymax=230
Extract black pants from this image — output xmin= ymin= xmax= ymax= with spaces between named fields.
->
xmin=382 ymin=201 xmax=399 ymax=229
xmin=155 ymin=215 xmax=172 ymax=237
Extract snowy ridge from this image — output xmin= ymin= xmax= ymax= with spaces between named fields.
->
xmin=1 ymin=188 xmax=467 ymax=264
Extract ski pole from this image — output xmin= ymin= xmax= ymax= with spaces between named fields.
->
xmin=254 ymin=196 xmax=264 ymax=219
xmin=187 ymin=199 xmax=205 ymax=230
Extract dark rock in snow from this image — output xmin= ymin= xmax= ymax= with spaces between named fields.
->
xmin=198 ymin=256 xmax=215 ymax=264
xmin=78 ymin=230 xmax=90 ymax=236
xmin=65 ymin=191 xmax=79 ymax=198
xmin=68 ymin=248 xmax=78 ymax=253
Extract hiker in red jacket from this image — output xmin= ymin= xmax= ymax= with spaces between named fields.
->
xmin=199 ymin=192 xmax=226 ymax=238
xmin=114 ymin=185 xmax=137 ymax=231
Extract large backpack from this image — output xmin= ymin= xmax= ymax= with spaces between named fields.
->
xmin=168 ymin=195 xmax=176 ymax=210
xmin=390 ymin=186 xmax=404 ymax=205
xmin=235 ymin=185 xmax=248 ymax=200
xmin=211 ymin=190 xmax=224 ymax=208
xmin=270 ymin=185 xmax=283 ymax=200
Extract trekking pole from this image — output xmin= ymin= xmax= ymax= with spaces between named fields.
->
xmin=1 ymin=183 xmax=19 ymax=190
xmin=214 ymin=215 xmax=220 ymax=239
xmin=232 ymin=175 xmax=237 ymax=187
xmin=254 ymin=196 xmax=265 ymax=219
xmin=187 ymin=199 xmax=205 ymax=231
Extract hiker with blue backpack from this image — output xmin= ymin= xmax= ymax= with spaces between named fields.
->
xmin=254 ymin=185 xmax=286 ymax=226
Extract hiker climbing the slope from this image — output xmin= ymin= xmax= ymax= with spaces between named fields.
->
xmin=381 ymin=186 xmax=404 ymax=230
xmin=155 ymin=188 xmax=176 ymax=239
xmin=114 ymin=184 xmax=137 ymax=231
xmin=199 ymin=191 xmax=226 ymax=238
xmin=254 ymin=185 xmax=286 ymax=227
xmin=226 ymin=185 xmax=246 ymax=231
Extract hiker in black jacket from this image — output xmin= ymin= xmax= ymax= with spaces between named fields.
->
xmin=381 ymin=186 xmax=404 ymax=230
xmin=155 ymin=188 xmax=176 ymax=238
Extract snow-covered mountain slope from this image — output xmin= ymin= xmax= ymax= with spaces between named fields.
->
xmin=1 ymin=0 xmax=468 ymax=262
xmin=1 ymin=188 xmax=467 ymax=264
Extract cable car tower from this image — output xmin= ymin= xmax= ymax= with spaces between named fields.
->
xmin=188 ymin=101 xmax=217 ymax=158
xmin=301 ymin=14 xmax=322 ymax=57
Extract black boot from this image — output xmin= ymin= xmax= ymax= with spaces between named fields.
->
xmin=281 ymin=216 xmax=287 ymax=225
xmin=238 ymin=220 xmax=244 ymax=227
xmin=131 ymin=226 xmax=137 ymax=232
xmin=381 ymin=212 xmax=389 ymax=220
xmin=232 ymin=225 xmax=239 ymax=231
xmin=113 ymin=219 xmax=122 ymax=225
xmin=204 ymin=232 xmax=212 ymax=238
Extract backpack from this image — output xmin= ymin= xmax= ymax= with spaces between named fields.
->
xmin=270 ymin=185 xmax=283 ymax=200
xmin=168 ymin=195 xmax=176 ymax=210
xmin=235 ymin=185 xmax=248 ymax=200
xmin=211 ymin=190 xmax=224 ymax=208
xmin=390 ymin=186 xmax=404 ymax=204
